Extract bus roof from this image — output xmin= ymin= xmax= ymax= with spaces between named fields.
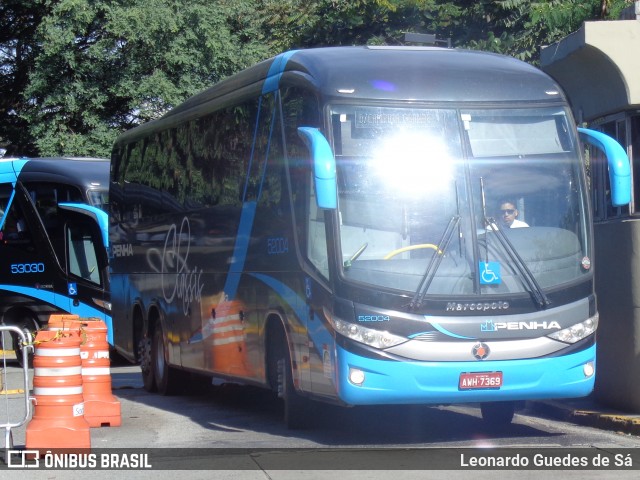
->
xmin=0 ymin=157 xmax=109 ymax=190
xmin=115 ymin=46 xmax=567 ymax=145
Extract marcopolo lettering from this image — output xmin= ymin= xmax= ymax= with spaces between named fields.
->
xmin=446 ymin=301 xmax=509 ymax=312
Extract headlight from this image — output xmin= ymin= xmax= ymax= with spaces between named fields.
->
xmin=548 ymin=313 xmax=598 ymax=344
xmin=325 ymin=309 xmax=406 ymax=349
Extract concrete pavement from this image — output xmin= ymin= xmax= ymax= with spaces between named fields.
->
xmin=528 ymin=396 xmax=640 ymax=436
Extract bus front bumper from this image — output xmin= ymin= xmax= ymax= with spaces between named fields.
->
xmin=335 ymin=343 xmax=596 ymax=405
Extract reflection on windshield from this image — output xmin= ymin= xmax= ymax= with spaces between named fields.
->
xmin=331 ymin=105 xmax=591 ymax=298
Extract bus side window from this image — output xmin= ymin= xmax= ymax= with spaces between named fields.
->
xmin=67 ymin=222 xmax=102 ymax=285
xmin=0 ymin=201 xmax=33 ymax=248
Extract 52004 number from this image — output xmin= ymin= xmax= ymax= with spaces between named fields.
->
xmin=11 ymin=263 xmax=45 ymax=274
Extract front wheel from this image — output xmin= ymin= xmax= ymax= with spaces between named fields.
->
xmin=269 ymin=326 xmax=309 ymax=429
xmin=277 ymin=357 xmax=310 ymax=429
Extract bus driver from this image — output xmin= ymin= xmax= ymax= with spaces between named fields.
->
xmin=498 ymin=199 xmax=529 ymax=228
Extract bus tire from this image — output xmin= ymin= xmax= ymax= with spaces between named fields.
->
xmin=480 ymin=401 xmax=515 ymax=426
xmin=276 ymin=345 xmax=309 ymax=429
xmin=138 ymin=336 xmax=156 ymax=392
xmin=151 ymin=324 xmax=183 ymax=395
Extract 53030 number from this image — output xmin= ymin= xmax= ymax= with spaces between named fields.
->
xmin=10 ymin=263 xmax=45 ymax=274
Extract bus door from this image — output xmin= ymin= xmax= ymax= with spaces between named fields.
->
xmin=0 ymin=182 xmax=65 ymax=323
xmin=54 ymin=204 xmax=111 ymax=328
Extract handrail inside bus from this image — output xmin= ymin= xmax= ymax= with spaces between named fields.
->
xmin=578 ymin=127 xmax=631 ymax=206
xmin=297 ymin=127 xmax=337 ymax=209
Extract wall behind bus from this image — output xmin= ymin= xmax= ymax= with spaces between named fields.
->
xmin=593 ymin=219 xmax=640 ymax=411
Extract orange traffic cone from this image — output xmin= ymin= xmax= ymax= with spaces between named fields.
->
xmin=47 ymin=315 xmax=121 ymax=427
xmin=47 ymin=314 xmax=81 ymax=330
xmin=80 ymin=320 xmax=121 ymax=427
xmin=25 ymin=329 xmax=91 ymax=452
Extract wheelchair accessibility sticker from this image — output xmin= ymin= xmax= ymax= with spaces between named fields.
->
xmin=68 ymin=282 xmax=78 ymax=296
xmin=479 ymin=262 xmax=501 ymax=285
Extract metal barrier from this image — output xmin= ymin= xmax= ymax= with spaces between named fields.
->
xmin=0 ymin=326 xmax=32 ymax=464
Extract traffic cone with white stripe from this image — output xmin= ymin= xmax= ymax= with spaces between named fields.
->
xmin=80 ymin=319 xmax=121 ymax=427
xmin=25 ymin=329 xmax=91 ymax=452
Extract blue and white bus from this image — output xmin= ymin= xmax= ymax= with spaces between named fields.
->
xmin=0 ymin=157 xmax=111 ymax=364
xmin=109 ymin=47 xmax=630 ymax=427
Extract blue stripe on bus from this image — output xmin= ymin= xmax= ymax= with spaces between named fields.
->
xmin=0 ymin=158 xmax=29 ymax=184
xmin=222 ymin=201 xmax=258 ymax=300
xmin=249 ymin=273 xmax=334 ymax=356
xmin=0 ymin=284 xmax=113 ymax=344
xmin=426 ymin=321 xmax=475 ymax=340
xmin=0 ymin=189 xmax=16 ymax=230
xmin=223 ymin=50 xmax=297 ymax=306
xmin=257 ymin=103 xmax=278 ymax=201
xmin=262 ymin=50 xmax=299 ymax=95
xmin=242 ymin=96 xmax=263 ymax=202
xmin=249 ymin=273 xmax=309 ymax=321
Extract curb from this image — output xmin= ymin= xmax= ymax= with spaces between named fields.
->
xmin=528 ymin=400 xmax=640 ymax=436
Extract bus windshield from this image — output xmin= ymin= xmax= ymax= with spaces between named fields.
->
xmin=332 ymin=105 xmax=591 ymax=297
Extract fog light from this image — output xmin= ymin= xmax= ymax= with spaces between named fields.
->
xmin=349 ymin=368 xmax=365 ymax=386
xmin=583 ymin=362 xmax=595 ymax=378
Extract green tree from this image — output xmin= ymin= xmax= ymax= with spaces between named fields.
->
xmin=443 ymin=1 xmax=633 ymax=63
xmin=268 ymin=1 xmax=632 ymax=63
xmin=22 ymin=0 xmax=273 ymax=157
xmin=0 ymin=0 xmax=51 ymax=156
xmin=463 ymin=1 xmax=602 ymax=63
xmin=262 ymin=0 xmax=458 ymax=49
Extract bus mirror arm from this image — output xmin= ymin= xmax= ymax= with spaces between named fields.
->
xmin=297 ymin=127 xmax=337 ymax=210
xmin=578 ymin=127 xmax=631 ymax=207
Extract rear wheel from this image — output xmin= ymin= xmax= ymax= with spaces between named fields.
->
xmin=480 ymin=401 xmax=516 ymax=426
xmin=138 ymin=336 xmax=156 ymax=392
xmin=151 ymin=324 xmax=184 ymax=395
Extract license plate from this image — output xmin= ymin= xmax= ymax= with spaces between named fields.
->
xmin=459 ymin=371 xmax=503 ymax=390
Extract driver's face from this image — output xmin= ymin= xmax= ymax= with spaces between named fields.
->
xmin=499 ymin=202 xmax=517 ymax=227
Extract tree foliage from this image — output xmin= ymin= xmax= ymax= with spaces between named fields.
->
xmin=19 ymin=0 xmax=272 ymax=156
xmin=0 ymin=0 xmax=635 ymax=157
xmin=0 ymin=0 xmax=52 ymax=156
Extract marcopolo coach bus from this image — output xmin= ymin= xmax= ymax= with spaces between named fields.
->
xmin=0 ymin=157 xmax=111 ymax=364
xmin=109 ymin=47 xmax=630 ymax=427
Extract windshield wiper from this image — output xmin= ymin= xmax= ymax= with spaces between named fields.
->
xmin=409 ymin=215 xmax=460 ymax=310
xmin=478 ymin=177 xmax=550 ymax=310
xmin=344 ymin=242 xmax=368 ymax=269
xmin=483 ymin=218 xmax=551 ymax=310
